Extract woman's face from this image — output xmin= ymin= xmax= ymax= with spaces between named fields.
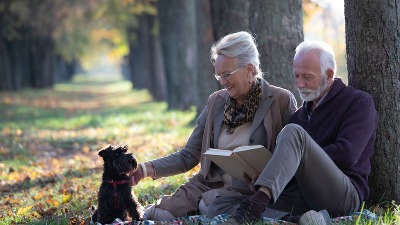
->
xmin=214 ymin=55 xmax=252 ymax=105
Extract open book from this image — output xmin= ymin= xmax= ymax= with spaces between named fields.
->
xmin=204 ymin=145 xmax=272 ymax=181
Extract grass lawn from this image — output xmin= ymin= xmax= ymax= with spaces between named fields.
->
xmin=0 ymin=74 xmax=398 ymax=225
xmin=0 ymin=74 xmax=197 ymax=224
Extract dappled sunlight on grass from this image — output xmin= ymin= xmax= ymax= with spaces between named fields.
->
xmin=1 ymin=73 xmax=394 ymax=225
xmin=0 ymin=74 xmax=197 ymax=224
xmin=0 ymin=75 xmax=151 ymax=113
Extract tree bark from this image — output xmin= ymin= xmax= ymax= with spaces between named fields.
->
xmin=344 ymin=0 xmax=400 ymax=203
xmin=195 ymin=0 xmax=218 ymax=115
xmin=151 ymin=26 xmax=167 ymax=102
xmin=129 ymin=15 xmax=151 ymax=90
xmin=127 ymin=27 xmax=141 ymax=89
xmin=210 ymin=0 xmax=250 ymax=40
xmin=30 ymin=36 xmax=55 ymax=88
xmin=157 ymin=0 xmax=198 ymax=110
xmin=0 ymin=38 xmax=13 ymax=91
xmin=249 ymin=0 xmax=303 ymax=105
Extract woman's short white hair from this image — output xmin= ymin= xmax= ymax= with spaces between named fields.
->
xmin=210 ymin=31 xmax=263 ymax=79
xmin=294 ymin=41 xmax=337 ymax=77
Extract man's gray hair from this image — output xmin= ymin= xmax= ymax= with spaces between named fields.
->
xmin=210 ymin=31 xmax=263 ymax=79
xmin=294 ymin=41 xmax=337 ymax=77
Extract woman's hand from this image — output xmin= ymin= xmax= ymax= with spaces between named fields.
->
xmin=130 ymin=164 xmax=145 ymax=186
xmin=243 ymin=172 xmax=259 ymax=192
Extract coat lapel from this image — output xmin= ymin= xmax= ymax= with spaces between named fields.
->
xmin=212 ymin=92 xmax=228 ymax=148
xmin=212 ymin=80 xmax=274 ymax=146
xmin=250 ymin=80 xmax=273 ymax=136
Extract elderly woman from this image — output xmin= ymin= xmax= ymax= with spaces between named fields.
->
xmin=131 ymin=31 xmax=297 ymax=220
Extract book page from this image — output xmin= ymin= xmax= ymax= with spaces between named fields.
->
xmin=204 ymin=148 xmax=233 ymax=156
xmin=233 ymin=145 xmax=265 ymax=152
xmin=204 ymin=149 xmax=257 ymax=181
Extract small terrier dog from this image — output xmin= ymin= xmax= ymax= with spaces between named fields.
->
xmin=92 ymin=145 xmax=143 ymax=224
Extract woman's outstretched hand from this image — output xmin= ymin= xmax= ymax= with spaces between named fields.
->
xmin=130 ymin=164 xmax=145 ymax=186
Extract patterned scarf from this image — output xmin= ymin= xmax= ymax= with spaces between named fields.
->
xmin=223 ymin=79 xmax=262 ymax=134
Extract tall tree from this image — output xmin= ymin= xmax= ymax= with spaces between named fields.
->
xmin=157 ymin=0 xmax=198 ymax=110
xmin=249 ymin=0 xmax=303 ymax=104
xmin=150 ymin=19 xmax=168 ymax=102
xmin=194 ymin=0 xmax=219 ymax=114
xmin=344 ymin=0 xmax=400 ymax=203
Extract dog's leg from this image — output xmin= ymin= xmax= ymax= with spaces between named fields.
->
xmin=125 ymin=195 xmax=142 ymax=221
xmin=91 ymin=208 xmax=98 ymax=223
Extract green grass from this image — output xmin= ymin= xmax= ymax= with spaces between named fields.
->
xmin=0 ymin=73 xmax=197 ymax=224
xmin=0 ymin=73 xmax=398 ymax=224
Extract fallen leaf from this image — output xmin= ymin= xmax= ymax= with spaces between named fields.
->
xmin=46 ymin=199 xmax=59 ymax=207
xmin=35 ymin=205 xmax=57 ymax=217
xmin=62 ymin=194 xmax=71 ymax=204
xmin=17 ymin=205 xmax=33 ymax=215
xmin=82 ymin=145 xmax=90 ymax=153
xmin=33 ymin=192 xmax=44 ymax=200
xmin=0 ymin=184 xmax=11 ymax=192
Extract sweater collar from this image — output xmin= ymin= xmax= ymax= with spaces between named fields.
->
xmin=302 ymin=77 xmax=346 ymax=108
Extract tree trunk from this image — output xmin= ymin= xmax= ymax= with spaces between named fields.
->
xmin=127 ymin=29 xmax=141 ymax=89
xmin=344 ymin=0 xmax=400 ymax=203
xmin=129 ymin=16 xmax=150 ymax=90
xmin=249 ymin=0 xmax=303 ymax=105
xmin=157 ymin=0 xmax=198 ymax=110
xmin=8 ymin=40 xmax=22 ymax=90
xmin=195 ymin=0 xmax=218 ymax=115
xmin=54 ymin=55 xmax=75 ymax=83
xmin=0 ymin=38 xmax=13 ymax=91
xmin=151 ymin=26 xmax=167 ymax=102
xmin=30 ymin=36 xmax=55 ymax=88
xmin=210 ymin=0 xmax=250 ymax=40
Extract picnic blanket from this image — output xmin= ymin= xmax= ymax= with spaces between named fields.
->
xmin=91 ymin=210 xmax=376 ymax=225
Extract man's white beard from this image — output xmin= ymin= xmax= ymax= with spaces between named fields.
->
xmin=298 ymin=77 xmax=328 ymax=102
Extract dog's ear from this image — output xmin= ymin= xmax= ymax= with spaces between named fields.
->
xmin=121 ymin=145 xmax=128 ymax=153
xmin=116 ymin=145 xmax=128 ymax=153
xmin=98 ymin=145 xmax=112 ymax=158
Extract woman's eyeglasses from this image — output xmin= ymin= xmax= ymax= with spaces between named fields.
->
xmin=214 ymin=67 xmax=242 ymax=81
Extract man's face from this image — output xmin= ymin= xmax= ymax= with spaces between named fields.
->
xmin=293 ymin=51 xmax=327 ymax=102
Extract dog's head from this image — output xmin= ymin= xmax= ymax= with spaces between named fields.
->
xmin=98 ymin=145 xmax=138 ymax=176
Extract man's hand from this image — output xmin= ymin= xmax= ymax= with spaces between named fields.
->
xmin=243 ymin=172 xmax=259 ymax=192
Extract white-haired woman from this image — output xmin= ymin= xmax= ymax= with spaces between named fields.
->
xmin=131 ymin=31 xmax=297 ymax=220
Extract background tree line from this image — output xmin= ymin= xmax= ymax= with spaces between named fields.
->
xmin=0 ymin=0 xmax=90 ymax=90
xmin=0 ymin=0 xmax=399 ymax=206
xmin=0 ymin=0 xmax=303 ymax=109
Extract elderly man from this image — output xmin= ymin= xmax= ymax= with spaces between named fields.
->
xmin=214 ymin=41 xmax=378 ymax=224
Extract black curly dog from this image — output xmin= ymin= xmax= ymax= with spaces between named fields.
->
xmin=92 ymin=145 xmax=143 ymax=224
